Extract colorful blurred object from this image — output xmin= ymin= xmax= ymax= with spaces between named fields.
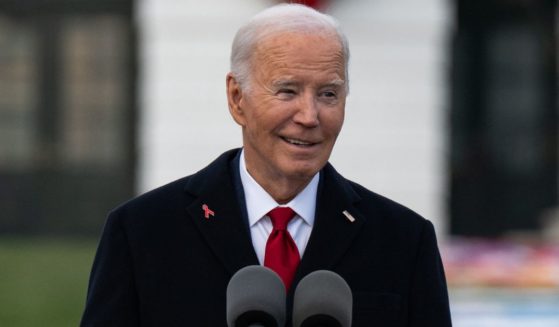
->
xmin=442 ymin=238 xmax=559 ymax=288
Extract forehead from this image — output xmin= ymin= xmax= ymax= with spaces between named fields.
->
xmin=251 ymin=32 xmax=346 ymax=78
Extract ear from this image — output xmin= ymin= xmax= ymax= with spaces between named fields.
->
xmin=226 ymin=73 xmax=247 ymax=126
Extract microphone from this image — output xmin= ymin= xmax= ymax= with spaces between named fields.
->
xmin=226 ymin=265 xmax=286 ymax=327
xmin=292 ymin=270 xmax=353 ymax=327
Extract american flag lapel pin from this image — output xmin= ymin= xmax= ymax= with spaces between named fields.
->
xmin=202 ymin=204 xmax=215 ymax=219
xmin=342 ymin=210 xmax=355 ymax=223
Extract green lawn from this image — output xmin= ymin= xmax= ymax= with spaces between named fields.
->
xmin=0 ymin=237 xmax=97 ymax=327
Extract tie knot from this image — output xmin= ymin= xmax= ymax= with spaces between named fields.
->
xmin=268 ymin=207 xmax=296 ymax=230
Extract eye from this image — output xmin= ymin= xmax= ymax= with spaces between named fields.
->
xmin=279 ymin=88 xmax=296 ymax=95
xmin=276 ymin=88 xmax=297 ymax=100
xmin=319 ymin=90 xmax=338 ymax=102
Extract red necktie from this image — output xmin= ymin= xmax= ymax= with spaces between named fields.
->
xmin=264 ymin=207 xmax=300 ymax=290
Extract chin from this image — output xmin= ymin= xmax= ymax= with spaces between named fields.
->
xmin=283 ymin=163 xmax=323 ymax=180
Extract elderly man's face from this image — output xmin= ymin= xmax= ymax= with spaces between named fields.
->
xmin=228 ymin=31 xmax=346 ymax=186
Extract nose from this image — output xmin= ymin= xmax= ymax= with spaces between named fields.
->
xmin=293 ymin=93 xmax=319 ymax=127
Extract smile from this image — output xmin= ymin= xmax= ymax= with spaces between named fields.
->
xmin=281 ymin=137 xmax=317 ymax=147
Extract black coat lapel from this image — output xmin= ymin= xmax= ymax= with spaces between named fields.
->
xmin=294 ymin=163 xmax=365 ymax=282
xmin=184 ymin=149 xmax=259 ymax=275
xmin=182 ymin=152 xmax=365 ymax=280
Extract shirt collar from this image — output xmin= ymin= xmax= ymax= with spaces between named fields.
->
xmin=239 ymin=149 xmax=318 ymax=227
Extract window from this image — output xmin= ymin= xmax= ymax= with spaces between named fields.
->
xmin=0 ymin=0 xmax=136 ymax=234
xmin=450 ymin=0 xmax=558 ymax=236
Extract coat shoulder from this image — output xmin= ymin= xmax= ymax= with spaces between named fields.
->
xmin=343 ymin=177 xmax=433 ymax=237
xmin=109 ymin=149 xmax=240 ymax=226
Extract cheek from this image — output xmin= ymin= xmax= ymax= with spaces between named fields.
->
xmin=255 ymin=106 xmax=294 ymax=132
xmin=242 ymin=101 xmax=268 ymax=133
xmin=321 ymin=110 xmax=345 ymax=137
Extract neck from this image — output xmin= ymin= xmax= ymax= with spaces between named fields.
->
xmin=246 ymin=166 xmax=312 ymax=204
xmin=241 ymin=159 xmax=313 ymax=204
xmin=267 ymin=179 xmax=311 ymax=204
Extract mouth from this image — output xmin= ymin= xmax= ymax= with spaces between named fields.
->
xmin=281 ymin=137 xmax=318 ymax=147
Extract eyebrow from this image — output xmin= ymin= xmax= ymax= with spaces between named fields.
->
xmin=324 ymin=79 xmax=346 ymax=87
xmin=271 ymin=79 xmax=299 ymax=89
xmin=271 ymin=78 xmax=346 ymax=88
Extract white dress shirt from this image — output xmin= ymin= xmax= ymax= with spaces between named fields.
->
xmin=239 ymin=150 xmax=318 ymax=264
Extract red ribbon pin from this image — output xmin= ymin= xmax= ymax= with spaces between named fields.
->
xmin=202 ymin=204 xmax=215 ymax=219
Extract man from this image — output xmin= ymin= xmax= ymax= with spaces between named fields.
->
xmin=81 ymin=4 xmax=451 ymax=326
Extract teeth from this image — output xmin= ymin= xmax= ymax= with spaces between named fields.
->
xmin=284 ymin=137 xmax=313 ymax=146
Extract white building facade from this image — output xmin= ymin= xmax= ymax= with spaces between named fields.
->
xmin=137 ymin=0 xmax=451 ymax=236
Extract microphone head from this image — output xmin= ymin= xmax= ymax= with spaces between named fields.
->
xmin=292 ymin=270 xmax=353 ymax=327
xmin=226 ymin=265 xmax=286 ymax=327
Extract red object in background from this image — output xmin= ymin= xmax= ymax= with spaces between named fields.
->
xmin=282 ymin=0 xmax=327 ymax=10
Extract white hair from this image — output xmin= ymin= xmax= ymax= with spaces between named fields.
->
xmin=230 ymin=3 xmax=350 ymax=92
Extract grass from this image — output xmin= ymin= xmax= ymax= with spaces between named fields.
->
xmin=0 ymin=237 xmax=97 ymax=327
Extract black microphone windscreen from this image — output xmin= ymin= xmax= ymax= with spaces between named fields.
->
xmin=292 ymin=270 xmax=353 ymax=327
xmin=226 ymin=265 xmax=286 ymax=327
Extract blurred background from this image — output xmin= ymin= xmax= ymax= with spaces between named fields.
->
xmin=0 ymin=0 xmax=558 ymax=326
